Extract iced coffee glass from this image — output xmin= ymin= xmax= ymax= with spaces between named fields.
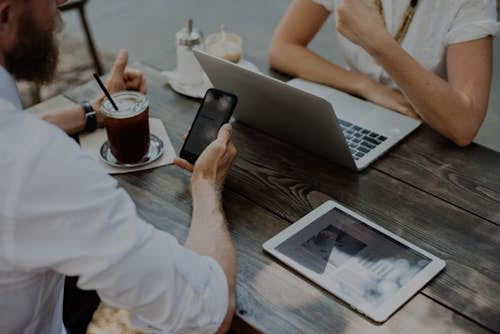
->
xmin=102 ymin=91 xmax=150 ymax=164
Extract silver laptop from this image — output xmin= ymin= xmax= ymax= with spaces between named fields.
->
xmin=194 ymin=50 xmax=421 ymax=171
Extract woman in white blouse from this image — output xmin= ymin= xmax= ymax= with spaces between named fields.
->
xmin=269 ymin=0 xmax=499 ymax=146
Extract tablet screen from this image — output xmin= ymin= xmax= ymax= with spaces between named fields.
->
xmin=275 ymin=208 xmax=431 ymax=309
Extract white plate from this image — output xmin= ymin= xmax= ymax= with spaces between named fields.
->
xmin=162 ymin=59 xmax=261 ymax=98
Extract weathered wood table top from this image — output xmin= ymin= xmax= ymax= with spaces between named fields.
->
xmin=30 ymin=61 xmax=500 ymax=334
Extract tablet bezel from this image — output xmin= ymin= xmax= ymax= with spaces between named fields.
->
xmin=263 ymin=200 xmax=446 ymax=323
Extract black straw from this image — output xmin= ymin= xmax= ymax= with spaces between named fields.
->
xmin=93 ymin=73 xmax=119 ymax=111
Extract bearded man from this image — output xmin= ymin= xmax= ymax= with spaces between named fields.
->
xmin=0 ymin=1 xmax=237 ymax=334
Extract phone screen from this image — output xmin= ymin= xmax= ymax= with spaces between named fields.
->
xmin=181 ymin=89 xmax=238 ymax=163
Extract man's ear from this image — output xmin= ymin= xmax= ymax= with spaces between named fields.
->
xmin=0 ymin=1 xmax=14 ymax=50
xmin=0 ymin=1 xmax=14 ymax=33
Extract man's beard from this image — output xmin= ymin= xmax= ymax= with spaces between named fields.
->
xmin=5 ymin=12 xmax=63 ymax=84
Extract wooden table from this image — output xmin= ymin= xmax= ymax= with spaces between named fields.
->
xmin=30 ymin=61 xmax=500 ymax=334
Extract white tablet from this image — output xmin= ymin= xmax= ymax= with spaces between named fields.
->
xmin=263 ymin=200 xmax=445 ymax=323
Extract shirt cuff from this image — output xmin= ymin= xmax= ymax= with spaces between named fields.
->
xmin=446 ymin=20 xmax=500 ymax=45
xmin=310 ymin=0 xmax=333 ymax=12
xmin=128 ymin=253 xmax=229 ymax=334
xmin=203 ymin=256 xmax=230 ymax=333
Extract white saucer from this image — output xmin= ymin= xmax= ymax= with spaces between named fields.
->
xmin=99 ymin=134 xmax=165 ymax=168
xmin=162 ymin=59 xmax=261 ymax=99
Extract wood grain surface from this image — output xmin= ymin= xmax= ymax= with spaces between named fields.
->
xmin=373 ymin=126 xmax=500 ymax=225
xmin=57 ymin=63 xmax=500 ymax=333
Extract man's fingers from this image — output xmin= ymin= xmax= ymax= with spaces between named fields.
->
xmin=125 ymin=75 xmax=143 ymax=91
xmin=181 ymin=126 xmax=191 ymax=141
xmin=226 ymin=143 xmax=238 ymax=164
xmin=139 ymin=78 xmax=147 ymax=94
xmin=110 ymin=49 xmax=129 ymax=77
xmin=216 ymin=124 xmax=232 ymax=146
xmin=123 ymin=68 xmax=143 ymax=83
xmin=138 ymin=77 xmax=148 ymax=94
xmin=123 ymin=68 xmax=141 ymax=79
xmin=174 ymin=157 xmax=194 ymax=172
xmin=124 ymin=69 xmax=147 ymax=93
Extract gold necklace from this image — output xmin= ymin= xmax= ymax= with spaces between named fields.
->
xmin=374 ymin=0 xmax=419 ymax=44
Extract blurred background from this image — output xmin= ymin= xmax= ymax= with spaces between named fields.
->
xmin=54 ymin=0 xmax=500 ymax=153
xmin=18 ymin=0 xmax=500 ymax=152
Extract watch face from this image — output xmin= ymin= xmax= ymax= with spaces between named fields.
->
xmin=83 ymin=102 xmax=98 ymax=132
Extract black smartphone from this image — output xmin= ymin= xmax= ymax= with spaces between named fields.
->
xmin=180 ymin=88 xmax=238 ymax=164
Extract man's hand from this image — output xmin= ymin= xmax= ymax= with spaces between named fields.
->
xmin=91 ymin=49 xmax=147 ymax=126
xmin=175 ymin=124 xmax=238 ymax=193
xmin=358 ymin=79 xmax=420 ymax=119
xmin=336 ymin=0 xmax=390 ymax=53
xmin=106 ymin=49 xmax=147 ymax=94
xmin=178 ymin=125 xmax=238 ymax=334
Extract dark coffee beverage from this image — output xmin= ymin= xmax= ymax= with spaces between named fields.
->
xmin=102 ymin=91 xmax=150 ymax=164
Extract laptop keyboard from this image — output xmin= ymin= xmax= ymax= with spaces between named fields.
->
xmin=339 ymin=119 xmax=387 ymax=161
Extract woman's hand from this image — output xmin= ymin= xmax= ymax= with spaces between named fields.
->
xmin=358 ymin=79 xmax=420 ymax=119
xmin=336 ymin=0 xmax=390 ymax=53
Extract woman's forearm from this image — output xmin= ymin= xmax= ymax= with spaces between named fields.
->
xmin=366 ymin=35 xmax=487 ymax=146
xmin=269 ymin=0 xmax=373 ymax=95
xmin=268 ymin=0 xmax=418 ymax=116
xmin=334 ymin=0 xmax=493 ymax=146
xmin=269 ymin=41 xmax=372 ymax=97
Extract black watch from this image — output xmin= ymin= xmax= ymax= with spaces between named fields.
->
xmin=82 ymin=101 xmax=98 ymax=133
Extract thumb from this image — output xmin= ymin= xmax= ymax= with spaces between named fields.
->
xmin=174 ymin=157 xmax=194 ymax=172
xmin=110 ymin=49 xmax=128 ymax=77
xmin=216 ymin=124 xmax=232 ymax=146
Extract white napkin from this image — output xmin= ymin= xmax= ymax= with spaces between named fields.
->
xmin=79 ymin=118 xmax=176 ymax=174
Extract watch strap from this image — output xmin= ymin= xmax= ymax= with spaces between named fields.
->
xmin=82 ymin=101 xmax=98 ymax=133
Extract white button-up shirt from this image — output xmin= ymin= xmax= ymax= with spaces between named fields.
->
xmin=312 ymin=0 xmax=500 ymax=90
xmin=0 ymin=66 xmax=228 ymax=334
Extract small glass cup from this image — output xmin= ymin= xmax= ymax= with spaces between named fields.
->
xmin=205 ymin=30 xmax=242 ymax=63
xmin=102 ymin=91 xmax=150 ymax=164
